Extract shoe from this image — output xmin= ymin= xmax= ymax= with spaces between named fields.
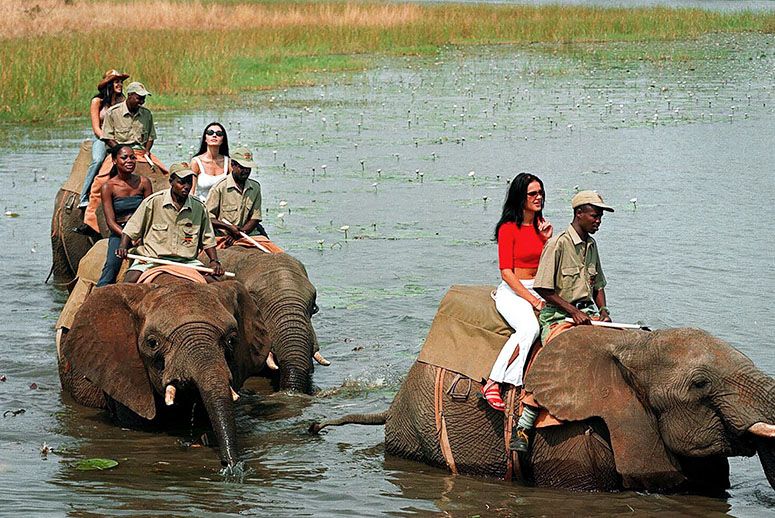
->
xmin=510 ymin=426 xmax=530 ymax=453
xmin=482 ymin=380 xmax=505 ymax=412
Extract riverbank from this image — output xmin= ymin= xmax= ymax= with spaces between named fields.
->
xmin=2 ymin=0 xmax=773 ymax=123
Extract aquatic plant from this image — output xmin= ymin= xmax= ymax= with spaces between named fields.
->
xmin=1 ymin=1 xmax=773 ymax=122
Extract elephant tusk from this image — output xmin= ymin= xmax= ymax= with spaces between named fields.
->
xmin=313 ymin=351 xmax=331 ymax=366
xmin=164 ymin=385 xmax=176 ymax=406
xmin=230 ymin=386 xmax=240 ymax=402
xmin=749 ymin=422 xmax=775 ymax=439
xmin=266 ymin=352 xmax=279 ymax=371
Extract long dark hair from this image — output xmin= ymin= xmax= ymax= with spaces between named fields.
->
xmin=494 ymin=173 xmax=545 ymax=241
xmin=195 ymin=122 xmax=230 ymax=157
xmin=94 ymin=80 xmax=125 ymax=110
xmin=108 ymin=144 xmax=135 ymax=178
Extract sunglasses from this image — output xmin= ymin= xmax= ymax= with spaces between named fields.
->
xmin=527 ymin=190 xmax=545 ymax=197
xmin=205 ymin=129 xmax=225 ymax=137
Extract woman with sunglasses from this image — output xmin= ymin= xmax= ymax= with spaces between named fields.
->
xmin=191 ymin=122 xmax=230 ymax=201
xmin=482 ymin=173 xmax=553 ymax=412
xmin=79 ymin=69 xmax=129 ymax=210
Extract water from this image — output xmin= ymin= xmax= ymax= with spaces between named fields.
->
xmin=1 ymin=34 xmax=774 ymax=516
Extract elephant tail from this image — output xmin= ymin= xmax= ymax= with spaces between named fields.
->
xmin=308 ymin=411 xmax=388 ymax=434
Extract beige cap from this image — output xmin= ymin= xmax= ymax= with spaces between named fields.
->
xmin=571 ymin=190 xmax=614 ymax=212
xmin=126 ymin=81 xmax=151 ymax=96
xmin=169 ymin=162 xmax=195 ymax=178
xmin=230 ymin=147 xmax=257 ymax=168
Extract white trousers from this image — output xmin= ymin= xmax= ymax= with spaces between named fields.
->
xmin=489 ymin=280 xmax=541 ymax=387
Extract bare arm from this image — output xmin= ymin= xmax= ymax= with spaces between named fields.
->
xmin=594 ymin=288 xmax=611 ymax=322
xmin=203 ymin=247 xmax=224 ymax=277
xmin=89 ymin=98 xmax=103 ymax=139
xmin=144 ymin=139 xmax=154 ymax=152
xmin=501 ymin=269 xmax=543 ymax=310
xmin=140 ymin=177 xmax=153 ymax=198
xmin=100 ymin=182 xmax=124 ymax=236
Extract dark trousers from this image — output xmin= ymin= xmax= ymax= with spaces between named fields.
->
xmin=96 ymin=233 xmax=122 ymax=287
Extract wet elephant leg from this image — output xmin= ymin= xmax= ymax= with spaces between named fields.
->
xmin=529 ymin=418 xmax=619 ymax=490
xmin=386 ymin=363 xmax=508 ymax=477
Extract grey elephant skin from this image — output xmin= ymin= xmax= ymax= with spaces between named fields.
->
xmin=215 ymin=247 xmax=321 ymax=394
xmin=312 ymin=325 xmax=775 ymax=493
xmin=58 ymin=279 xmax=271 ymax=468
xmin=50 ymin=142 xmax=167 ymax=289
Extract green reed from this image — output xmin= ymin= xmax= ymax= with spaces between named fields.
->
xmin=1 ymin=3 xmax=772 ymax=123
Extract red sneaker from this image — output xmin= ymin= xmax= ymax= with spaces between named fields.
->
xmin=482 ymin=380 xmax=505 ymax=412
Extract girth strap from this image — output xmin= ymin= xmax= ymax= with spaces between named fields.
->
xmin=433 ymin=367 xmax=458 ymax=474
xmin=503 ymin=384 xmax=523 ymax=482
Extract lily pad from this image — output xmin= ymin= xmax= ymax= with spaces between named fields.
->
xmin=73 ymin=458 xmax=118 ymax=471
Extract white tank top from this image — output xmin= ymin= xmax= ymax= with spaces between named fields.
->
xmin=193 ymin=155 xmax=229 ymax=201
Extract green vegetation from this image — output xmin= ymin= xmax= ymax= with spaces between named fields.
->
xmin=1 ymin=1 xmax=773 ymax=123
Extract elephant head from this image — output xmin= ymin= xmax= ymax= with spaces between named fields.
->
xmin=216 ymin=248 xmax=322 ymax=394
xmin=527 ymin=326 xmax=775 ymax=492
xmin=59 ymin=280 xmax=271 ymax=468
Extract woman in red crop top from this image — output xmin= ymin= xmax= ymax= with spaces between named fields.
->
xmin=482 ymin=173 xmax=552 ymax=412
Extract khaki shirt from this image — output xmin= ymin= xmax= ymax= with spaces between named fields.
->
xmin=101 ymin=101 xmax=157 ymax=146
xmin=123 ymin=189 xmax=216 ymax=260
xmin=205 ymin=175 xmax=262 ymax=227
xmin=534 ymin=225 xmax=606 ymax=306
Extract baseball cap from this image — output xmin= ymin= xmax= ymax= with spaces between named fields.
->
xmin=571 ymin=190 xmax=614 ymax=212
xmin=126 ymin=82 xmax=151 ymax=96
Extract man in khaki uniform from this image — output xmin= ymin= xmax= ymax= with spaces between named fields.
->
xmin=116 ymin=163 xmax=224 ymax=282
xmin=206 ymin=146 xmax=267 ymax=243
xmin=102 ymin=82 xmax=157 ymax=152
xmin=533 ymin=190 xmax=614 ymax=342
xmin=510 ymin=190 xmax=614 ymax=454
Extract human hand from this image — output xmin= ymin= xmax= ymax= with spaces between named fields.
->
xmin=599 ymin=309 xmax=612 ymax=322
xmin=532 ymin=298 xmax=545 ymax=311
xmin=571 ymin=308 xmax=592 ymax=325
xmin=538 ymin=219 xmax=553 ymax=240
xmin=224 ymin=235 xmax=235 ymax=247
xmin=210 ymin=259 xmax=224 ymax=277
xmin=116 ymin=247 xmax=128 ymax=260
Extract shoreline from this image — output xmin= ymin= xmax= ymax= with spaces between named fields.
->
xmin=2 ymin=1 xmax=774 ymax=124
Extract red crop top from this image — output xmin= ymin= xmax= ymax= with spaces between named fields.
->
xmin=497 ymin=221 xmax=545 ymax=270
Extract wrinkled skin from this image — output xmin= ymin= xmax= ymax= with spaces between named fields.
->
xmin=312 ymin=327 xmax=775 ymax=493
xmin=50 ymin=142 xmax=167 ymax=289
xmin=58 ymin=280 xmax=271 ymax=468
xmin=214 ymin=248 xmax=320 ymax=394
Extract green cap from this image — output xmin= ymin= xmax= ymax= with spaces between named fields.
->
xmin=230 ymin=147 xmax=257 ymax=168
xmin=169 ymin=162 xmax=195 ymax=178
xmin=126 ymin=81 xmax=151 ymax=97
xmin=571 ymin=190 xmax=614 ymax=212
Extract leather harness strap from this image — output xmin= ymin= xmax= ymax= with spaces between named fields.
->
xmin=503 ymin=384 xmax=522 ymax=482
xmin=433 ymin=367 xmax=458 ymax=474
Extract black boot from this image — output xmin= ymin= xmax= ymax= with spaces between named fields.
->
xmin=510 ymin=426 xmax=530 ymax=453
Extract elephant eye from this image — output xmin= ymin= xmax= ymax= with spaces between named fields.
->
xmin=310 ymin=303 xmax=319 ymax=316
xmin=226 ymin=334 xmax=238 ymax=349
xmin=692 ymin=377 xmax=710 ymax=390
xmin=147 ymin=337 xmax=159 ymax=349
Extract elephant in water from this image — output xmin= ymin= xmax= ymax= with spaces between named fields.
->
xmin=58 ymin=278 xmax=271 ymax=470
xmin=215 ymin=247 xmax=328 ymax=394
xmin=311 ymin=290 xmax=775 ymax=493
xmin=50 ymin=141 xmax=167 ymax=289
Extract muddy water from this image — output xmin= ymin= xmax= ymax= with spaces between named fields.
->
xmin=1 ymin=34 xmax=774 ymax=516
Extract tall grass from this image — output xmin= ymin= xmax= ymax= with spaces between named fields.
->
xmin=1 ymin=1 xmax=772 ymax=122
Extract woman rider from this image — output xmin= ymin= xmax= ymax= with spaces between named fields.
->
xmin=482 ymin=173 xmax=552 ymax=417
xmin=96 ymin=145 xmax=153 ymax=286
xmin=191 ymin=122 xmax=230 ymax=202
xmin=79 ymin=69 xmax=129 ymax=210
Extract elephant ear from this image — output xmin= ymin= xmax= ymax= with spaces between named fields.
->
xmin=209 ymin=281 xmax=271 ymax=383
xmin=62 ymin=284 xmax=157 ymax=420
xmin=525 ymin=326 xmax=685 ymax=491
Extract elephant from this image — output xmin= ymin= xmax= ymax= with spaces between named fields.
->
xmin=50 ymin=141 xmax=167 ymax=289
xmin=58 ymin=278 xmax=272 ymax=469
xmin=311 ymin=324 xmax=775 ymax=494
xmin=214 ymin=247 xmax=327 ymax=394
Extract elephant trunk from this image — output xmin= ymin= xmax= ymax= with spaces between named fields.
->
xmin=170 ymin=329 xmax=239 ymax=468
xmin=730 ymin=370 xmax=775 ymax=490
xmin=194 ymin=371 xmax=239 ymax=468
xmin=266 ymin=302 xmax=314 ymax=394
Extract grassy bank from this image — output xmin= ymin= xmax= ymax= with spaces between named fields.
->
xmin=2 ymin=1 xmax=773 ymax=123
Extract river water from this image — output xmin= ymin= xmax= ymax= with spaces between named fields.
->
xmin=1 ymin=34 xmax=774 ymax=516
